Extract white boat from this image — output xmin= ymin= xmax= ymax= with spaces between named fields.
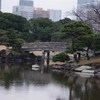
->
xmin=32 ymin=64 xmax=39 ymax=68
xmin=74 ymin=65 xmax=92 ymax=72
xmin=32 ymin=64 xmax=39 ymax=71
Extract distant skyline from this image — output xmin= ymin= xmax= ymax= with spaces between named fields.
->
xmin=1 ymin=0 xmax=77 ymax=18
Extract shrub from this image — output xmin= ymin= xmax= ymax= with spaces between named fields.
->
xmin=11 ymin=50 xmax=19 ymax=55
xmin=52 ymin=52 xmax=70 ymax=62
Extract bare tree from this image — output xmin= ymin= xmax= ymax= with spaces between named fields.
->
xmin=73 ymin=1 xmax=100 ymax=33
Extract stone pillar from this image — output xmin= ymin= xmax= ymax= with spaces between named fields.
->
xmin=42 ymin=50 xmax=45 ymax=65
xmin=47 ymin=51 xmax=50 ymax=66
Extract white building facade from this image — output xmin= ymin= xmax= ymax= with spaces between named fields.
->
xmin=13 ymin=0 xmax=34 ymax=20
xmin=48 ymin=9 xmax=62 ymax=22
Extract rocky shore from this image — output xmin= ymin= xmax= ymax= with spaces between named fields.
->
xmin=0 ymin=50 xmax=42 ymax=63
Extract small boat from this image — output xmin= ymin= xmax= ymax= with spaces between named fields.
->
xmin=52 ymin=64 xmax=65 ymax=70
xmin=32 ymin=64 xmax=39 ymax=71
xmin=73 ymin=65 xmax=92 ymax=72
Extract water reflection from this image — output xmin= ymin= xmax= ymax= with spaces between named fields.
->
xmin=52 ymin=71 xmax=100 ymax=100
xmin=0 ymin=63 xmax=100 ymax=100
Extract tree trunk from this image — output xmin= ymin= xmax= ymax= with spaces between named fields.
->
xmin=72 ymin=42 xmax=79 ymax=63
xmin=86 ymin=48 xmax=90 ymax=60
xmin=77 ymin=52 xmax=81 ymax=61
xmin=74 ymin=52 xmax=79 ymax=63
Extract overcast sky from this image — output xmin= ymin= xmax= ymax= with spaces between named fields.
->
xmin=1 ymin=0 xmax=77 ymax=18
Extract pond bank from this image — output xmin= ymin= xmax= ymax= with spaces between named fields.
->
xmin=71 ymin=58 xmax=100 ymax=65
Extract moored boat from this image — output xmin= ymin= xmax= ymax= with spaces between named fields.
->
xmin=32 ymin=64 xmax=40 ymax=71
xmin=73 ymin=65 xmax=92 ymax=72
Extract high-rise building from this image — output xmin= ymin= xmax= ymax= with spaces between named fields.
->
xmin=0 ymin=0 xmax=1 ymax=11
xmin=19 ymin=0 xmax=34 ymax=7
xmin=47 ymin=9 xmax=62 ymax=22
xmin=33 ymin=8 xmax=49 ymax=19
xmin=13 ymin=0 xmax=34 ymax=20
xmin=77 ymin=0 xmax=100 ymax=33
xmin=78 ymin=0 xmax=96 ymax=5
xmin=77 ymin=0 xmax=98 ymax=9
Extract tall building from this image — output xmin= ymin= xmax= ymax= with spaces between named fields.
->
xmin=13 ymin=0 xmax=34 ymax=20
xmin=48 ymin=9 xmax=62 ymax=22
xmin=33 ymin=8 xmax=49 ymax=19
xmin=0 ymin=0 xmax=1 ymax=11
xmin=77 ymin=0 xmax=98 ymax=9
xmin=78 ymin=0 xmax=96 ymax=4
xmin=19 ymin=0 xmax=34 ymax=7
xmin=77 ymin=0 xmax=100 ymax=33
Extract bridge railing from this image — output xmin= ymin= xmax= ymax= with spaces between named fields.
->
xmin=22 ymin=42 xmax=70 ymax=51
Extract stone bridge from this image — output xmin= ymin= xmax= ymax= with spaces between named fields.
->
xmin=22 ymin=42 xmax=69 ymax=52
xmin=22 ymin=42 xmax=70 ymax=60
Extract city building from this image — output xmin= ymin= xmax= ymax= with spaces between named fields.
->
xmin=33 ymin=8 xmax=49 ymax=19
xmin=0 ymin=0 xmax=1 ymax=11
xmin=77 ymin=0 xmax=100 ymax=33
xmin=77 ymin=0 xmax=98 ymax=10
xmin=13 ymin=0 xmax=34 ymax=20
xmin=19 ymin=0 xmax=34 ymax=7
xmin=47 ymin=9 xmax=62 ymax=22
xmin=78 ymin=0 xmax=96 ymax=5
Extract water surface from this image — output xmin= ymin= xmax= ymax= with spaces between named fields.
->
xmin=0 ymin=63 xmax=100 ymax=100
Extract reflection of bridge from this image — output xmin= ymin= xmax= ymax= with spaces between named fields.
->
xmin=22 ymin=42 xmax=69 ymax=61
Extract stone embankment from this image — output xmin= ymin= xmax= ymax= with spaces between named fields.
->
xmin=0 ymin=48 xmax=42 ymax=63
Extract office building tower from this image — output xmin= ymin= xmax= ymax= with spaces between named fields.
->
xmin=77 ymin=0 xmax=100 ymax=33
xmin=33 ymin=8 xmax=49 ymax=19
xmin=48 ymin=9 xmax=62 ymax=22
xmin=77 ymin=0 xmax=98 ymax=9
xmin=19 ymin=0 xmax=34 ymax=7
xmin=0 ymin=0 xmax=1 ymax=11
xmin=13 ymin=0 xmax=34 ymax=20
xmin=78 ymin=0 xmax=96 ymax=5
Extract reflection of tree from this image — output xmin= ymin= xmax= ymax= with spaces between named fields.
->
xmin=52 ymin=72 xmax=100 ymax=100
xmin=3 ymin=72 xmax=21 ymax=89
xmin=0 ymin=67 xmax=22 ymax=89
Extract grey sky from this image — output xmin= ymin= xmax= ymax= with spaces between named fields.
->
xmin=2 ymin=0 xmax=77 ymax=12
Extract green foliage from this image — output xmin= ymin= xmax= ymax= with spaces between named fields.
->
xmin=0 ymin=29 xmax=7 ymax=44
xmin=19 ymin=32 xmax=35 ymax=42
xmin=52 ymin=52 xmax=70 ymax=62
xmin=11 ymin=66 xmax=18 ymax=71
xmin=61 ymin=21 xmax=93 ymax=39
xmin=59 ymin=18 xmax=72 ymax=25
xmin=65 ymin=46 xmax=74 ymax=54
xmin=77 ymin=34 xmax=93 ymax=51
xmin=51 ymin=32 xmax=65 ymax=42
xmin=92 ymin=34 xmax=100 ymax=51
xmin=11 ymin=50 xmax=19 ymax=55
xmin=29 ymin=18 xmax=55 ymax=42
xmin=0 ymin=12 xmax=28 ymax=32
xmin=5 ymin=29 xmax=24 ymax=49
xmin=38 ymin=27 xmax=52 ymax=42
xmin=60 ymin=21 xmax=93 ymax=52
xmin=0 ymin=12 xmax=73 ymax=42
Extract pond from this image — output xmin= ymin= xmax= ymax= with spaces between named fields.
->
xmin=0 ymin=62 xmax=100 ymax=100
